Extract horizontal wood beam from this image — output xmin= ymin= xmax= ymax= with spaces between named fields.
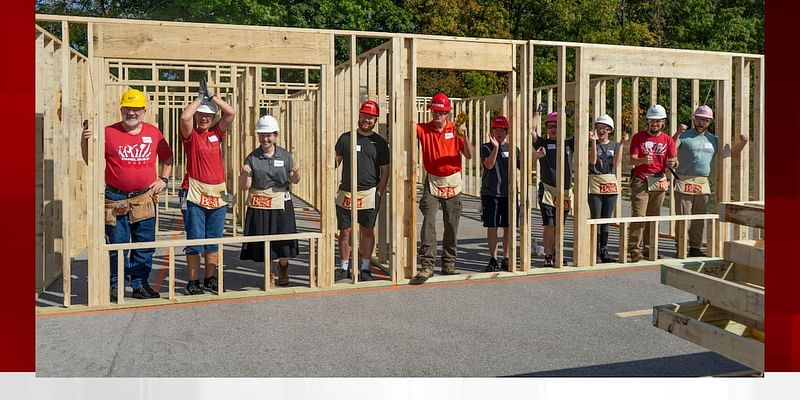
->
xmin=660 ymin=264 xmax=764 ymax=322
xmin=415 ymin=39 xmax=513 ymax=71
xmin=105 ymin=232 xmax=321 ymax=251
xmin=587 ymin=213 xmax=718 ymax=225
xmin=582 ymin=47 xmax=731 ymax=80
xmin=718 ymin=202 xmax=764 ymax=228
xmin=93 ymin=23 xmax=333 ymax=65
xmin=653 ymin=302 xmax=763 ymax=371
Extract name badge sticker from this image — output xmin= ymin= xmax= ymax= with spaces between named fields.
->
xmin=501 ymin=151 xmax=509 ymax=158
xmin=704 ymin=142 xmax=714 ymax=150
xmin=208 ymin=135 xmax=219 ymax=143
xmin=444 ymin=132 xmax=454 ymax=140
xmin=547 ymin=144 xmax=556 ymax=150
xmin=356 ymin=145 xmax=362 ymax=152
xmin=607 ymin=149 xmax=615 ymax=156
xmin=274 ymin=159 xmax=285 ymax=167
xmin=141 ymin=136 xmax=152 ymax=144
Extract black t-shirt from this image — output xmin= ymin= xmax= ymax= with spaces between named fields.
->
xmin=534 ymin=136 xmax=575 ymax=189
xmin=335 ymin=131 xmax=391 ymax=191
xmin=589 ymin=140 xmax=619 ymax=175
xmin=480 ymin=142 xmax=520 ymax=197
xmin=244 ymin=146 xmax=294 ymax=191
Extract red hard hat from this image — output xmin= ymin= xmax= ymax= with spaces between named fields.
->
xmin=359 ymin=100 xmax=379 ymax=116
xmin=491 ymin=115 xmax=509 ymax=129
xmin=428 ymin=93 xmax=452 ymax=112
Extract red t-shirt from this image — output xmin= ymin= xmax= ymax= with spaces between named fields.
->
xmin=629 ymin=130 xmax=677 ymax=180
xmin=416 ymin=120 xmax=465 ymax=176
xmin=105 ymin=122 xmax=173 ymax=192
xmin=181 ymin=124 xmax=227 ymax=189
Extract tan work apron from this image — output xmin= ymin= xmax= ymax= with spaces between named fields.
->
xmin=248 ymin=187 xmax=287 ymax=210
xmin=335 ymin=187 xmax=377 ymax=210
xmin=187 ymin=178 xmax=228 ymax=209
xmin=589 ymin=174 xmax=619 ymax=195
xmin=540 ymin=182 xmax=573 ymax=211
xmin=675 ymin=175 xmax=711 ymax=195
xmin=427 ymin=172 xmax=463 ymax=199
xmin=645 ymin=174 xmax=669 ymax=192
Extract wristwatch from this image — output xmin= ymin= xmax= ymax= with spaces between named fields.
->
xmin=160 ymin=177 xmax=169 ymax=184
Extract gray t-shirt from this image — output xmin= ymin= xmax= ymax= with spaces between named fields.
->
xmin=480 ymin=142 xmax=520 ymax=197
xmin=589 ymin=140 xmax=619 ymax=175
xmin=244 ymin=146 xmax=294 ymax=191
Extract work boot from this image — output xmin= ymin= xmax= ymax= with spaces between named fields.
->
xmin=186 ymin=280 xmax=204 ymax=295
xmin=358 ymin=269 xmax=375 ymax=282
xmin=501 ymin=258 xmax=509 ymax=271
xmin=277 ymin=264 xmax=290 ymax=287
xmin=629 ymin=249 xmax=642 ymax=262
xmin=598 ymin=248 xmax=616 ymax=263
xmin=334 ymin=268 xmax=351 ymax=282
xmin=543 ymin=254 xmax=555 ymax=268
xmin=409 ymin=267 xmax=434 ymax=285
xmin=132 ymin=285 xmax=160 ymax=299
xmin=642 ymin=247 xmax=664 ymax=259
xmin=440 ymin=265 xmax=460 ymax=275
xmin=688 ymin=248 xmax=708 ymax=257
xmin=485 ymin=257 xmax=498 ymax=272
xmin=203 ymin=276 xmax=219 ymax=293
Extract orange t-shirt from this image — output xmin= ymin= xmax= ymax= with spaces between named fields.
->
xmin=416 ymin=120 xmax=465 ymax=176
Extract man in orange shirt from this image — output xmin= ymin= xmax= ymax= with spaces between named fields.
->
xmin=410 ymin=93 xmax=473 ymax=284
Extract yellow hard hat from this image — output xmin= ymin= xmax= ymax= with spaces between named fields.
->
xmin=120 ymin=89 xmax=147 ymax=108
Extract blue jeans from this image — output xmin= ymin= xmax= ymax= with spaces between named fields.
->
xmin=184 ymin=200 xmax=226 ymax=255
xmin=105 ymin=190 xmax=156 ymax=289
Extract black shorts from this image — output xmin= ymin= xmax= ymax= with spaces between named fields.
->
xmin=481 ymin=195 xmax=515 ymax=228
xmin=336 ymin=193 xmax=381 ymax=230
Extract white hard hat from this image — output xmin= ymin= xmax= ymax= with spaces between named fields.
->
xmin=594 ymin=114 xmax=614 ymax=130
xmin=255 ymin=115 xmax=279 ymax=133
xmin=645 ymin=104 xmax=667 ymax=120
xmin=197 ymin=99 xmax=218 ymax=115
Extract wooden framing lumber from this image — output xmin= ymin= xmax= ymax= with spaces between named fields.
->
xmin=415 ymin=39 xmax=513 ymax=72
xmin=723 ymin=240 xmax=764 ymax=270
xmin=660 ymin=264 xmax=763 ymax=322
xmin=582 ymin=46 xmax=731 ymax=80
xmin=718 ymin=202 xmax=764 ymax=229
xmin=653 ymin=302 xmax=763 ymax=371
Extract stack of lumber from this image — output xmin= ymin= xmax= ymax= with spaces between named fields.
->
xmin=653 ymin=201 xmax=764 ymax=372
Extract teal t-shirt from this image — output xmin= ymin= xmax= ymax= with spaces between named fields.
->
xmin=675 ymin=128 xmax=718 ymax=177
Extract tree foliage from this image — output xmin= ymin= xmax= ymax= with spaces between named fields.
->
xmin=36 ymin=0 xmax=764 ymax=99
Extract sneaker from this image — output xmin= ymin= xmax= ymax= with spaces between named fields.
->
xmin=440 ymin=265 xmax=460 ymax=275
xmin=334 ymin=268 xmax=351 ymax=282
xmin=409 ymin=267 xmax=434 ymax=285
xmin=185 ymin=280 xmax=205 ymax=295
xmin=598 ymin=248 xmax=616 ymax=263
xmin=629 ymin=249 xmax=642 ymax=262
xmin=688 ymin=248 xmax=708 ymax=257
xmin=485 ymin=258 xmax=498 ymax=272
xmin=501 ymin=258 xmax=509 ymax=271
xmin=132 ymin=285 xmax=160 ymax=299
xmin=543 ymin=255 xmax=555 ymax=268
xmin=203 ymin=276 xmax=219 ymax=293
xmin=358 ymin=269 xmax=375 ymax=282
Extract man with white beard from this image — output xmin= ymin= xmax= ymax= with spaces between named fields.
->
xmin=81 ymin=88 xmax=174 ymax=301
